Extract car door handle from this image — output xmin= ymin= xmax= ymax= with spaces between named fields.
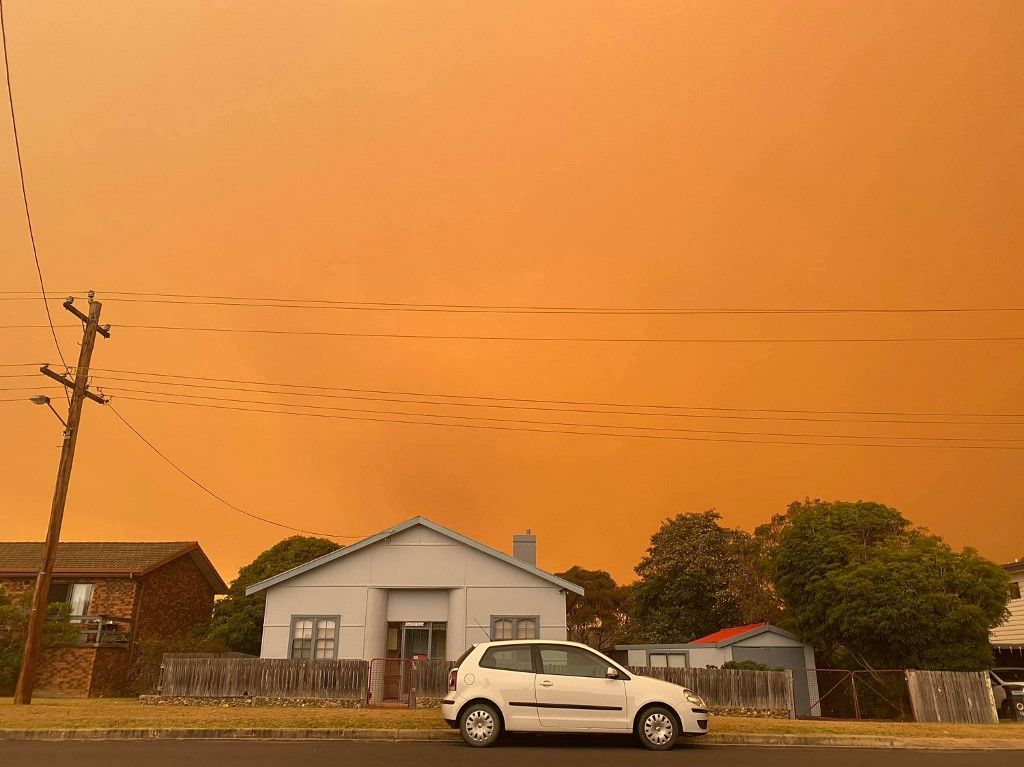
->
xmin=539 ymin=680 xmax=554 ymax=687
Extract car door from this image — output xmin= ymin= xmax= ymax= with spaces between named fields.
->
xmin=534 ymin=644 xmax=628 ymax=731
xmin=476 ymin=644 xmax=540 ymax=730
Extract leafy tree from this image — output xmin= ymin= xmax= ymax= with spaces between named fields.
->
xmin=207 ymin=536 xmax=341 ymax=655
xmin=765 ymin=499 xmax=1010 ymax=670
xmin=0 ymin=591 xmax=77 ymax=694
xmin=554 ymin=566 xmax=629 ymax=651
xmin=626 ymin=511 xmax=781 ymax=643
xmin=125 ymin=627 xmax=227 ymax=695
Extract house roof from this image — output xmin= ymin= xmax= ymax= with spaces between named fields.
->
xmin=692 ymin=622 xmax=768 ymax=644
xmin=0 ymin=541 xmax=227 ymax=592
xmin=245 ymin=516 xmax=585 ymax=596
xmin=615 ymin=623 xmax=805 ymax=651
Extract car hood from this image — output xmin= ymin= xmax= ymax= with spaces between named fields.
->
xmin=632 ymin=673 xmax=696 ymax=699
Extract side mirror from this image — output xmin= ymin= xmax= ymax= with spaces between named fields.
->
xmin=606 ymin=667 xmax=619 ymax=679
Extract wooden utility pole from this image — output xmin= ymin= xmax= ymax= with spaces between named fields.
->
xmin=14 ymin=292 xmax=110 ymax=705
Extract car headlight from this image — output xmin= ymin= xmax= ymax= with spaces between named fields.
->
xmin=685 ymin=692 xmax=705 ymax=706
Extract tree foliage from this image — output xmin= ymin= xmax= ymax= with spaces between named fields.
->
xmin=762 ymin=499 xmax=1010 ymax=670
xmin=626 ymin=511 xmax=782 ymax=643
xmin=207 ymin=536 xmax=341 ymax=655
xmin=0 ymin=592 xmax=77 ymax=694
xmin=554 ymin=566 xmax=629 ymax=651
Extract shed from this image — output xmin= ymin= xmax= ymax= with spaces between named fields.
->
xmin=615 ymin=623 xmax=819 ymax=716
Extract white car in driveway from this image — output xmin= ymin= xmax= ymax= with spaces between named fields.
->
xmin=440 ymin=640 xmax=708 ymax=750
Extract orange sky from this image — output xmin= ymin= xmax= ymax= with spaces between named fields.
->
xmin=2 ymin=1 xmax=1022 ymax=585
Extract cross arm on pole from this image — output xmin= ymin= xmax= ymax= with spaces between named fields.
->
xmin=40 ymin=365 xmax=108 ymax=404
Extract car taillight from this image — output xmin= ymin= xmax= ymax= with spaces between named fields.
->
xmin=448 ymin=668 xmax=458 ymax=692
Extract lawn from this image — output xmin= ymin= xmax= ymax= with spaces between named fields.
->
xmin=0 ymin=698 xmax=1021 ymax=739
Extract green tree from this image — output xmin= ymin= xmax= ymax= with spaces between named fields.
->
xmin=626 ymin=511 xmax=781 ymax=643
xmin=207 ymin=536 xmax=341 ymax=655
xmin=765 ymin=499 xmax=1010 ymax=670
xmin=554 ymin=566 xmax=629 ymax=651
xmin=0 ymin=591 xmax=77 ymax=694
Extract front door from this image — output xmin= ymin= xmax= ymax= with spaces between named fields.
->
xmin=535 ymin=644 xmax=628 ymax=730
xmin=402 ymin=626 xmax=430 ymax=698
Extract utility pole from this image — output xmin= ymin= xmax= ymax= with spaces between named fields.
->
xmin=14 ymin=291 xmax=110 ymax=705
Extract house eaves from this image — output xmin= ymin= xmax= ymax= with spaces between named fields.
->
xmin=245 ymin=516 xmax=584 ymax=596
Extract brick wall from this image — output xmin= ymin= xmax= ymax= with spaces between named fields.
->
xmin=135 ymin=555 xmax=216 ymax=642
xmin=0 ymin=577 xmax=34 ymax=601
xmin=35 ymin=647 xmax=95 ymax=696
xmin=89 ymin=647 xmax=130 ymax=696
xmin=89 ymin=578 xmax=138 ymax=618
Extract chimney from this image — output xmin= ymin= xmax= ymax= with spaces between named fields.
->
xmin=512 ymin=529 xmax=536 ymax=567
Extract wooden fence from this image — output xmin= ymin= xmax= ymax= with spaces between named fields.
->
xmin=906 ymin=670 xmax=998 ymax=724
xmin=629 ymin=666 xmax=795 ymax=715
xmin=159 ymin=656 xmax=367 ymax=699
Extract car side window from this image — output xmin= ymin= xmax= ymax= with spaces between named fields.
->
xmin=479 ymin=645 xmax=535 ymax=672
xmin=539 ymin=645 xmax=610 ymax=678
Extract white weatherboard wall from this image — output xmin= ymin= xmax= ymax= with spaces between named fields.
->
xmin=260 ymin=524 xmax=569 ymax=660
xmin=992 ymin=568 xmax=1024 ymax=645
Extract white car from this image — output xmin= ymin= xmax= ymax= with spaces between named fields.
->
xmin=440 ymin=640 xmax=708 ymax=750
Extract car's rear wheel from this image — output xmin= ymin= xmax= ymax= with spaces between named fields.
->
xmin=459 ymin=702 xmax=502 ymax=747
xmin=637 ymin=706 xmax=679 ymax=751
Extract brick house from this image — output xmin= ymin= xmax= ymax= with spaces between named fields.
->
xmin=0 ymin=541 xmax=227 ymax=696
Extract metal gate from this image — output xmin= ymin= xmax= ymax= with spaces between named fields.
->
xmin=366 ymin=658 xmax=417 ymax=708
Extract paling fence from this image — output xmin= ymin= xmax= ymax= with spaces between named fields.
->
xmin=158 ymin=656 xmax=998 ymax=723
xmin=629 ymin=666 xmax=795 ymax=715
xmin=905 ymin=670 xmax=998 ymax=724
xmin=159 ymin=656 xmax=367 ymax=698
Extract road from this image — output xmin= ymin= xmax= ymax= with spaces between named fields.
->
xmin=0 ymin=738 xmax=1010 ymax=766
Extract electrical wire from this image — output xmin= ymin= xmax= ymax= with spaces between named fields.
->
xmin=3 ymin=290 xmax=1024 ymax=315
xmin=108 ymin=404 xmax=366 ymax=539
xmin=96 ymin=384 xmax=1024 ymax=443
xmin=87 ymin=374 xmax=1024 ymax=426
xmin=49 ymin=364 xmax=1024 ymax=420
xmin=0 ymin=3 xmax=70 ymax=401
xmin=7 ymin=323 xmax=1024 ymax=344
xmin=106 ymin=393 xmax=1024 ymax=450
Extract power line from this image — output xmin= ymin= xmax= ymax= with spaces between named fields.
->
xmin=107 ymin=393 xmax=1024 ymax=450
xmin=87 ymin=373 xmax=1024 ymax=426
xmin=58 ymin=365 xmax=1024 ymax=420
xmin=107 ymin=404 xmax=365 ymax=539
xmin=97 ymin=384 xmax=1024 ymax=443
xmin=0 ymin=3 xmax=70 ymax=398
xmin=8 ymin=322 xmax=1024 ymax=344
xmin=4 ymin=290 xmax=1024 ymax=315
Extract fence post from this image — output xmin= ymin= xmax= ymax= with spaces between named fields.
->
xmin=905 ymin=670 xmax=918 ymax=722
xmin=785 ymin=669 xmax=796 ymax=719
xmin=850 ymin=672 xmax=861 ymax=720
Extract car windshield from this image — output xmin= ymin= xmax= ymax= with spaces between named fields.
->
xmin=996 ymin=669 xmax=1024 ymax=682
xmin=453 ymin=645 xmax=476 ymax=667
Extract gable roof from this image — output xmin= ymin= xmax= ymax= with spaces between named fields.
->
xmin=245 ymin=516 xmax=584 ymax=596
xmin=692 ymin=622 xmax=768 ymax=644
xmin=0 ymin=541 xmax=227 ymax=593
xmin=615 ymin=623 xmax=804 ymax=652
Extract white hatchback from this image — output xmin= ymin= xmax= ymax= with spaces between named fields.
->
xmin=440 ymin=640 xmax=708 ymax=750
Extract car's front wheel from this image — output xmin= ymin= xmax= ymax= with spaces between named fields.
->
xmin=459 ymin=702 xmax=502 ymax=747
xmin=637 ymin=706 xmax=679 ymax=751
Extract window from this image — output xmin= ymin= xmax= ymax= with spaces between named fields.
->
xmin=289 ymin=616 xmax=338 ymax=659
xmin=649 ymin=652 xmax=688 ymax=669
xmin=539 ymin=644 xmax=610 ymax=678
xmin=1011 ymin=582 xmax=1022 ymax=601
xmin=490 ymin=615 xmax=538 ymax=640
xmin=68 ymin=583 xmax=94 ymax=617
xmin=46 ymin=582 xmax=93 ymax=621
xmin=480 ymin=645 xmax=535 ymax=672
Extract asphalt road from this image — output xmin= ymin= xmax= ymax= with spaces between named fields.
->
xmin=0 ymin=739 xmax=1010 ymax=767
